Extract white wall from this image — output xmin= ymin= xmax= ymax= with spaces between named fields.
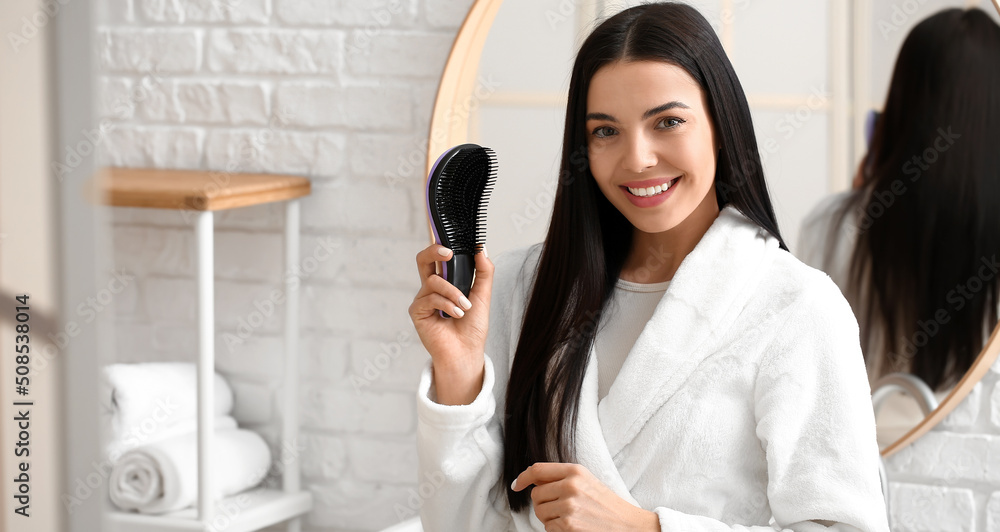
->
xmin=884 ymin=362 xmax=1000 ymax=531
xmin=92 ymin=0 xmax=1000 ymax=530
xmin=94 ymin=0 xmax=471 ymax=530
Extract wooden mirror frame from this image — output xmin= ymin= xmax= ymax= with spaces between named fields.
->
xmin=425 ymin=0 xmax=503 ymax=178
xmin=426 ymin=0 xmax=1000 ymax=458
xmin=881 ymin=328 xmax=1000 ymax=457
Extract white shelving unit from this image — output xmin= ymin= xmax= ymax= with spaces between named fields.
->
xmin=94 ymin=168 xmax=314 ymax=532
xmin=108 ymin=489 xmax=313 ymax=532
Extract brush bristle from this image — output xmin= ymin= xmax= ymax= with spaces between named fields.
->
xmin=432 ymin=146 xmax=497 ymax=254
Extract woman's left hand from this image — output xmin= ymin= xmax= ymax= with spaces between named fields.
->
xmin=512 ymin=462 xmax=660 ymax=532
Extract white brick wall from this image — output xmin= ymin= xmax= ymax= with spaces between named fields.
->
xmin=883 ymin=363 xmax=1000 ymax=531
xmin=95 ymin=0 xmax=471 ymax=530
xmin=94 ymin=0 xmax=1000 ymax=530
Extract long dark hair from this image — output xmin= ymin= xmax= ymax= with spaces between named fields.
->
xmin=825 ymin=8 xmax=1000 ymax=391
xmin=502 ymin=2 xmax=786 ymax=511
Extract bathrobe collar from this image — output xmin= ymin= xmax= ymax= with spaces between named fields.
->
xmin=594 ymin=204 xmax=780 ymax=460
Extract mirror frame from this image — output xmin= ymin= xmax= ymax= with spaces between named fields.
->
xmin=426 ymin=0 xmax=1000 ymax=458
xmin=424 ymin=0 xmax=503 ymax=178
xmin=881 ymin=328 xmax=1000 ymax=457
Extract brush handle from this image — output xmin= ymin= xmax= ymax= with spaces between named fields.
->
xmin=439 ymin=253 xmax=475 ymax=319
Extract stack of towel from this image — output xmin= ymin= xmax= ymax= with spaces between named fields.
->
xmin=101 ymin=362 xmax=271 ymax=515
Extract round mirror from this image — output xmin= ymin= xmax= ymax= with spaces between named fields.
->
xmin=426 ymin=0 xmax=1000 ymax=458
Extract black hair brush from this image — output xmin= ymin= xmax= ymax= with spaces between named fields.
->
xmin=425 ymin=143 xmax=497 ymax=318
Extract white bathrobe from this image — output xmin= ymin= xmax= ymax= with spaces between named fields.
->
xmin=416 ymin=205 xmax=890 ymax=532
xmin=796 ymin=191 xmax=957 ymax=450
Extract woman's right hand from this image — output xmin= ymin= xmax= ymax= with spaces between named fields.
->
xmin=408 ymin=244 xmax=494 ymax=405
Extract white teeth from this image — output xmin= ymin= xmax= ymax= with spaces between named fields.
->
xmin=627 ymin=178 xmax=676 ymax=197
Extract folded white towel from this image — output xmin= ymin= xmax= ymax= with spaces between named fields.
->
xmin=100 ymin=362 xmax=235 ymax=459
xmin=109 ymin=428 xmax=271 ymax=514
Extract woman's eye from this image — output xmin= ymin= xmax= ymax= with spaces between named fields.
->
xmin=592 ymin=126 xmax=616 ymax=138
xmin=657 ymin=117 xmax=685 ymax=129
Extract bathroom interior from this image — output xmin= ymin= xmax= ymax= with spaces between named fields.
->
xmin=2 ymin=0 xmax=1000 ymax=531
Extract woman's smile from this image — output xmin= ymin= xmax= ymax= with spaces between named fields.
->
xmin=621 ymin=176 xmax=681 ymax=207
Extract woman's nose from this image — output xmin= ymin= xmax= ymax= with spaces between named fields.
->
xmin=621 ymin=132 xmax=657 ymax=173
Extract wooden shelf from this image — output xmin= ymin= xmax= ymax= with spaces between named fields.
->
xmin=106 ymin=489 xmax=313 ymax=532
xmin=89 ymin=167 xmax=311 ymax=211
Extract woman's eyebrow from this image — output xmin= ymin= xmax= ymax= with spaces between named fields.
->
xmin=585 ymin=101 xmax=691 ymax=123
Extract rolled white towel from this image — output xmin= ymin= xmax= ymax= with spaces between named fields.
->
xmin=105 ymin=415 xmax=238 ymax=462
xmin=101 ymin=362 xmax=235 ymax=458
xmin=109 ymin=428 xmax=271 ymax=515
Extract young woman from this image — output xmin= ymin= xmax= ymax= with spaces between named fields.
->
xmin=798 ymin=8 xmax=1000 ymax=448
xmin=410 ymin=3 xmax=888 ymax=531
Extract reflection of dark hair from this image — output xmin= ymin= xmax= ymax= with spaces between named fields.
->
xmin=827 ymin=8 xmax=1000 ymax=391
xmin=502 ymin=2 xmax=785 ymax=512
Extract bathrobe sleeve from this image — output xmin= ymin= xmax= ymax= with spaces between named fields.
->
xmin=414 ymin=247 xmax=534 ymax=531
xmin=652 ymin=277 xmax=890 ymax=532
xmin=415 ymin=355 xmax=512 ymax=531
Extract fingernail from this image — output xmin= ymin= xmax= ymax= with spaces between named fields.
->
xmin=438 ymin=247 xmax=451 ymax=257
xmin=483 ymin=246 xmax=489 ymax=258
xmin=459 ymin=295 xmax=472 ymax=310
xmin=452 ymin=306 xmax=464 ymax=318
xmin=510 ymin=478 xmax=517 ymax=491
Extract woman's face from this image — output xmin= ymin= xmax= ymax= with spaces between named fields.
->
xmin=586 ymin=60 xmax=718 ymax=234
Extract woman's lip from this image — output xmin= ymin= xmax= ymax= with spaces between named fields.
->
xmin=620 ymin=177 xmax=679 ymax=207
xmin=621 ymin=176 xmax=681 ymax=188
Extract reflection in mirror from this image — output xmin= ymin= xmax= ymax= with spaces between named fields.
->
xmin=803 ymin=1 xmax=1000 ymax=454
xmin=461 ymin=0 xmax=1000 ymax=457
